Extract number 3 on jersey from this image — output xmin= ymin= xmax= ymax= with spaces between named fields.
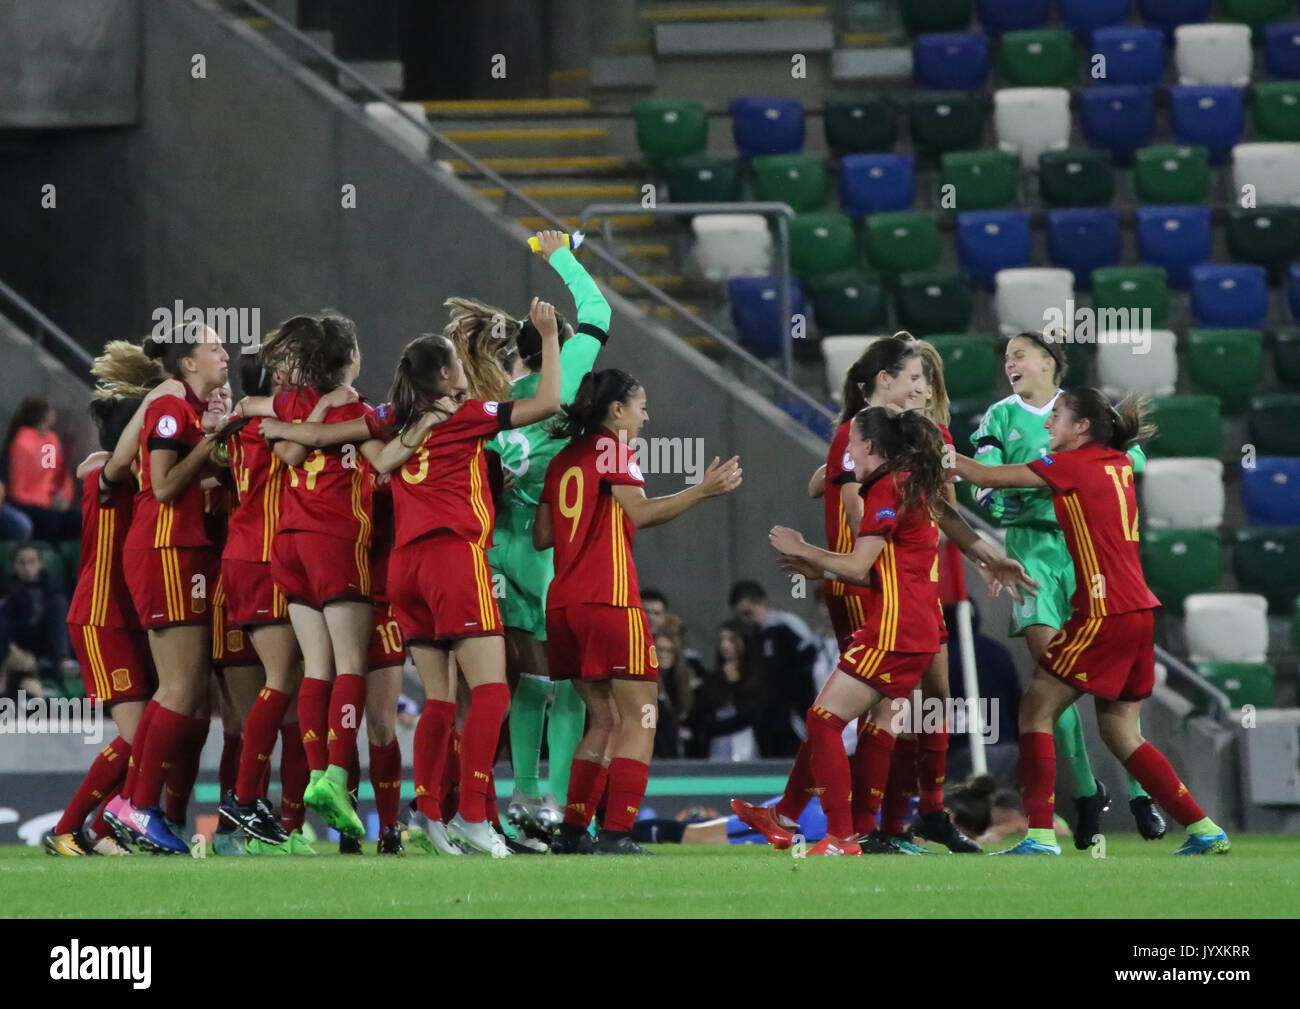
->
xmin=559 ymin=465 xmax=583 ymax=541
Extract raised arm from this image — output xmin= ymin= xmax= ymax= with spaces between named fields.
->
xmin=954 ymin=454 xmax=1048 ymax=490
xmin=609 ymin=455 xmax=742 ymax=529
xmin=541 ymin=232 xmax=610 ymax=400
xmin=506 ymin=298 xmax=562 ymax=429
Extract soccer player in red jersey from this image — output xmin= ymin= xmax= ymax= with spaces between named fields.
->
xmin=954 ymin=389 xmax=1230 ymax=855
xmin=535 ymin=369 xmax=743 ymax=854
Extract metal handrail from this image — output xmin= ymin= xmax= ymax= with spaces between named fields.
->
xmin=0 ymin=277 xmax=94 ymax=384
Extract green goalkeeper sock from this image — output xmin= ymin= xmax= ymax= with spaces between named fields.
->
xmin=546 ymin=679 xmax=585 ymax=805
xmin=1187 ymin=817 xmax=1222 ymax=837
xmin=509 ymin=674 xmax=553 ymax=800
xmin=1054 ymin=704 xmax=1097 ymax=798
xmin=1027 ymin=827 xmax=1058 ymax=847
xmin=1126 ymin=718 xmax=1150 ymax=800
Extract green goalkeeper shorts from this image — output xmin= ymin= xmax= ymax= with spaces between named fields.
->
xmin=487 ymin=508 xmax=553 ymax=640
xmin=1004 ymin=525 xmax=1075 ymax=636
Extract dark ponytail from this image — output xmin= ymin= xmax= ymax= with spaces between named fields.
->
xmin=852 ymin=405 xmax=946 ymax=513
xmin=144 ymin=322 xmax=207 ymax=378
xmin=238 ymin=356 xmax=273 ymax=399
xmin=548 ymin=369 xmax=640 ymax=440
xmin=88 ymin=397 xmax=143 ymax=453
xmin=259 ymin=312 xmax=357 ymax=394
xmin=839 ymin=337 xmax=918 ymax=424
xmin=517 ymin=309 xmax=571 ymax=372
xmin=1059 ymin=388 xmax=1155 ymax=451
xmin=389 ymin=334 xmax=458 ymax=443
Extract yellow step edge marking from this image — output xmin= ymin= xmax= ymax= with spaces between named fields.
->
xmin=442 ymin=127 xmax=608 ymax=143
xmin=839 ymin=31 xmax=890 ymax=46
xmin=641 ymin=5 xmax=828 ymax=22
xmin=240 ymin=16 xmax=271 ymax=29
xmin=450 ymin=156 xmax=628 ymax=173
xmin=548 ymin=67 xmax=591 ymax=82
xmin=615 ymin=39 xmax=652 ymax=53
xmin=650 ymin=304 xmax=704 ymax=318
xmin=423 ymin=98 xmax=592 ymax=114
xmin=477 ymin=184 xmax=640 ymax=200
xmin=612 ymin=275 xmax=688 ymax=291
xmin=516 ymin=215 xmax=657 ymax=230
xmin=621 ymin=244 xmax=672 ymax=257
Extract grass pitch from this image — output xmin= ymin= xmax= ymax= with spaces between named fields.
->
xmin=3 ymin=835 xmax=1297 ymax=918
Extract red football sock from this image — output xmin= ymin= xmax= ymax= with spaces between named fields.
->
xmin=164 ymin=716 xmax=210 ymax=824
xmin=917 ymin=726 xmax=949 ymax=815
xmin=851 ymin=721 xmax=896 ymax=836
xmin=882 ymin=735 xmax=919 ymax=835
xmin=279 ymin=721 xmax=309 ymax=831
xmin=219 ymin=730 xmax=241 ymax=797
xmin=414 ymin=700 xmax=456 ymax=819
xmin=297 ymin=677 xmax=331 ymax=773
xmin=56 ymin=736 xmax=129 ymax=834
xmin=122 ymin=699 xmax=159 ymax=800
xmin=90 ymin=786 xmax=121 ymax=840
xmin=1018 ymin=731 xmax=1057 ymax=831
xmin=602 ymin=757 xmax=650 ymax=833
xmin=484 ymin=768 xmax=502 ymax=829
xmin=440 ymin=731 xmax=461 ymax=823
xmin=1123 ymin=742 xmax=1207 ymax=826
xmin=236 ymin=687 xmax=289 ymax=803
xmin=805 ymin=706 xmax=852 ymax=839
xmin=562 ymin=758 xmax=607 ymax=829
xmin=369 ymin=740 xmax=402 ymax=828
xmin=259 ymin=757 xmax=271 ymax=799
xmin=774 ymin=742 xmax=814 ymax=823
xmin=327 ymin=673 xmax=367 ymax=771
xmin=134 ymin=706 xmax=190 ymax=810
xmin=457 ymin=682 xmax=510 ymax=823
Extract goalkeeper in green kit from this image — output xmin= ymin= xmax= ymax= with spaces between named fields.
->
xmin=971 ymin=331 xmax=1166 ymax=849
xmin=487 ymin=230 xmax=609 ymax=838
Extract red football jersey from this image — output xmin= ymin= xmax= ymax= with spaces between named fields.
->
xmin=855 ymin=469 xmax=940 ymax=654
xmin=68 ymin=468 xmax=139 ymax=629
xmin=224 ymin=418 xmax=284 ymax=564
xmin=370 ymin=479 xmax=394 ymax=599
xmin=391 ymin=398 xmax=510 ymax=548
xmin=125 ymin=389 xmax=212 ymax=550
xmin=824 ymin=420 xmax=870 ymax=602
xmin=1027 ymin=442 xmax=1161 ymax=618
xmin=541 ymin=431 xmax=646 ymax=610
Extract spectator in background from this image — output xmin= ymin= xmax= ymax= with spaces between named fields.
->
xmin=728 ymin=579 xmax=818 ymax=758
xmin=0 ymin=485 xmax=34 ymax=541
xmin=689 ymin=620 xmax=762 ymax=761
xmin=642 ymin=588 xmax=670 ymax=638
xmin=943 ymin=602 xmax=1021 ymax=784
xmin=653 ymin=613 xmax=704 ymax=758
xmin=5 ymin=543 xmax=75 ymax=684
xmin=1 ymin=397 xmax=79 ymax=542
xmin=0 ymin=592 xmax=45 ymax=702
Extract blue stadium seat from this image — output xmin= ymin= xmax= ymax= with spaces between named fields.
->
xmin=1240 ymin=457 xmax=1300 ymax=525
xmin=1079 ymin=86 xmax=1157 ymax=163
xmin=777 ymin=399 xmax=836 ymax=441
xmin=1135 ymin=205 xmax=1213 ymax=287
xmin=1090 ymin=28 xmax=1166 ymax=86
xmin=1190 ymin=263 xmax=1269 ymax=328
xmin=1061 ymin=0 xmax=1131 ymax=33
xmin=955 ymin=210 xmax=1032 ymax=287
xmin=914 ymin=33 xmax=990 ymax=89
xmin=1139 ymin=0 xmax=1211 ymax=39
xmin=1170 ymin=86 xmax=1246 ymax=161
xmin=1290 ymin=262 xmax=1300 ymax=320
xmin=977 ymin=0 xmax=1050 ymax=33
xmin=839 ymin=153 xmax=916 ymax=217
xmin=730 ymin=97 xmax=805 ymax=158
xmin=728 ymin=276 xmax=806 ymax=359
xmin=1264 ymin=22 xmax=1300 ymax=80
xmin=1046 ymin=208 xmax=1122 ymax=288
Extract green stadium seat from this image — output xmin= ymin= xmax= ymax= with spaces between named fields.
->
xmin=909 ymin=92 xmax=986 ymax=158
xmin=752 ymin=155 xmax=829 ymax=213
xmin=941 ymin=150 xmax=1018 ymax=210
xmin=789 ymin=212 xmax=857 ymax=278
xmin=1233 ymin=527 xmax=1300 ymax=612
xmin=1133 ymin=145 xmax=1211 ymax=204
xmin=864 ymin=212 xmax=940 ymax=276
xmin=1091 ymin=266 xmax=1169 ymax=331
xmin=666 ymin=157 xmax=739 ymax=202
xmin=1195 ymin=662 xmax=1276 ymax=711
xmin=824 ymin=94 xmax=900 ymax=155
xmin=1248 ymin=393 xmax=1300 ymax=455
xmin=1185 ymin=329 xmax=1264 ymax=411
xmin=948 ymin=397 xmax=990 ymax=457
xmin=998 ymin=30 xmax=1076 ymax=88
xmin=924 ymin=333 xmax=998 ymax=398
xmin=633 ymin=99 xmax=707 ymax=165
xmin=1038 ymin=148 xmax=1116 ymax=208
xmin=1061 ymin=340 xmax=1093 ymax=389
xmin=901 ymin=0 xmax=973 ymax=35
xmin=1141 ymin=528 xmax=1222 ymax=612
xmin=807 ymin=270 xmax=886 ymax=335
xmin=1226 ymin=206 xmax=1300 ymax=278
xmin=895 ymin=271 xmax=973 ymax=335
xmin=1293 ymin=597 xmax=1300 ymax=650
xmin=1220 ymin=0 xmax=1293 ymax=30
xmin=1146 ymin=395 xmax=1223 ymax=457
xmin=1275 ymin=328 xmax=1300 ymax=389
xmin=1252 ymin=82 xmax=1300 ymax=142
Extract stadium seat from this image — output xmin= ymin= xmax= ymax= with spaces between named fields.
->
xmin=728 ymin=276 xmax=806 ymax=359
xmin=1226 ymin=206 xmax=1300 ymax=280
xmin=1233 ymin=527 xmax=1300 ymax=610
xmin=776 ymin=399 xmax=836 ymax=441
xmin=1263 ymin=22 xmax=1300 ymax=79
xmin=948 ymin=397 xmax=991 ymax=454
xmin=940 ymin=149 xmax=1019 ymax=210
xmin=1294 ymin=598 xmax=1300 ymax=649
xmin=1249 ymin=393 xmax=1300 ymax=454
xmin=1275 ymin=327 xmax=1300 ymax=386
xmin=1135 ymin=205 xmax=1212 ymax=287
xmin=839 ymin=153 xmax=916 ymax=217
xmin=789 ymin=212 xmax=857 ymax=278
xmin=1079 ymin=86 xmax=1157 ymax=164
xmin=1190 ymin=264 xmax=1268 ymax=328
xmin=1231 ymin=143 xmax=1300 ymax=207
xmin=994 ymin=267 xmax=1075 ymax=338
xmin=924 ymin=333 xmax=998 ymax=398
xmin=1240 ymin=456 xmax=1300 ymax=524
xmin=1183 ymin=592 xmax=1269 ymax=663
xmin=1251 ymin=82 xmax=1300 ymax=142
xmin=824 ymin=94 xmax=900 ymax=155
xmin=998 ymin=30 xmax=1076 ymax=88
xmin=1174 ymin=24 xmax=1252 ymax=86
xmin=1169 ymin=86 xmax=1247 ymax=160
xmin=807 ymin=270 xmax=887 ymax=335
xmin=1092 ymin=266 xmax=1170 ymax=330
xmin=1195 ymin=662 xmax=1276 ymax=710
xmin=1147 ymin=395 xmax=1224 ymax=457
xmin=1133 ymin=144 xmax=1211 ymax=203
xmin=863 ymin=212 xmax=941 ymax=276
xmin=823 ymin=335 xmax=882 ymax=400
xmin=1139 ymin=0 xmax=1211 ymax=36
xmin=902 ymin=0 xmax=974 ymax=35
xmin=995 ymin=88 xmax=1072 ymax=166
xmin=634 ymin=99 xmax=708 ymax=165
xmin=955 ymin=209 xmax=1032 ymax=285
xmin=1289 ymin=262 xmax=1300 ymax=320
xmin=1090 ymin=27 xmax=1166 ymax=86
xmin=667 ymin=157 xmax=740 ymax=203
xmin=1046 ymin=208 xmax=1122 ymax=287
xmin=895 ymin=270 xmax=973 ymax=334
xmin=910 ymin=91 xmax=986 ymax=156
xmin=977 ymin=0 xmax=1050 ymax=34
xmin=1097 ymin=329 xmax=1178 ymax=398
xmin=1061 ymin=0 xmax=1130 ymax=34
xmin=1038 ymin=148 xmax=1116 ymax=207
xmin=1143 ymin=458 xmax=1225 ymax=527
xmin=752 ymin=155 xmax=829 ymax=213
xmin=914 ymin=33 xmax=990 ymax=90
xmin=730 ymin=97 xmax=805 ymax=158
xmin=690 ymin=214 xmax=771 ymax=281
xmin=1220 ymin=0 xmax=1294 ymax=30
xmin=1185 ymin=329 xmax=1263 ymax=409
xmin=1141 ymin=528 xmax=1223 ymax=611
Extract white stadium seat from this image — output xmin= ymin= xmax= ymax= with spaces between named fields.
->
xmin=822 ymin=335 xmax=884 ymax=402
xmin=994 ymin=88 xmax=1071 ymax=168
xmin=1231 ymin=143 xmax=1300 ymax=207
xmin=1183 ymin=593 xmax=1270 ymax=664
xmin=363 ymin=101 xmax=430 ymax=156
xmin=1097 ymin=329 xmax=1178 ymax=398
xmin=1175 ymin=24 xmax=1252 ymax=86
xmin=1142 ymin=458 xmax=1224 ymax=529
xmin=690 ymin=213 xmax=771 ymax=282
xmin=994 ymin=267 xmax=1075 ymax=339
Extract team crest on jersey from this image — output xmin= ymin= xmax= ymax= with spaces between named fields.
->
xmin=1040 ymin=455 xmax=1055 ymax=465
xmin=110 ymin=668 xmax=132 ymax=692
xmin=228 ymin=630 xmax=244 ymax=652
xmin=841 ymin=451 xmax=852 ymax=470
xmin=1009 ymin=429 xmax=1022 ymax=441
xmin=627 ymin=461 xmax=643 ymax=482
xmin=192 ymin=594 xmax=207 ymax=615
xmin=376 ymin=403 xmax=391 ymax=421
xmin=484 ymin=401 xmax=499 ymax=416
xmin=156 ymin=415 xmax=178 ymax=438
xmin=875 ymin=508 xmax=897 ymax=520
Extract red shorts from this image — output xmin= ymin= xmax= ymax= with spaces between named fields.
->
xmin=220 ymin=557 xmax=288 ymax=628
xmin=124 ymin=546 xmax=219 ymax=630
xmin=211 ymin=576 xmax=261 ymax=668
xmin=824 ymin=586 xmax=870 ymax=652
xmin=69 ymin=624 xmax=155 ymax=704
xmin=271 ymin=529 xmax=371 ymax=610
xmin=368 ymin=602 xmax=405 ymax=671
xmin=1040 ymin=608 xmax=1156 ymax=701
xmin=388 ymin=533 xmax=501 ymax=644
xmin=546 ymin=604 xmax=659 ymax=682
xmin=837 ymin=630 xmax=933 ymax=700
